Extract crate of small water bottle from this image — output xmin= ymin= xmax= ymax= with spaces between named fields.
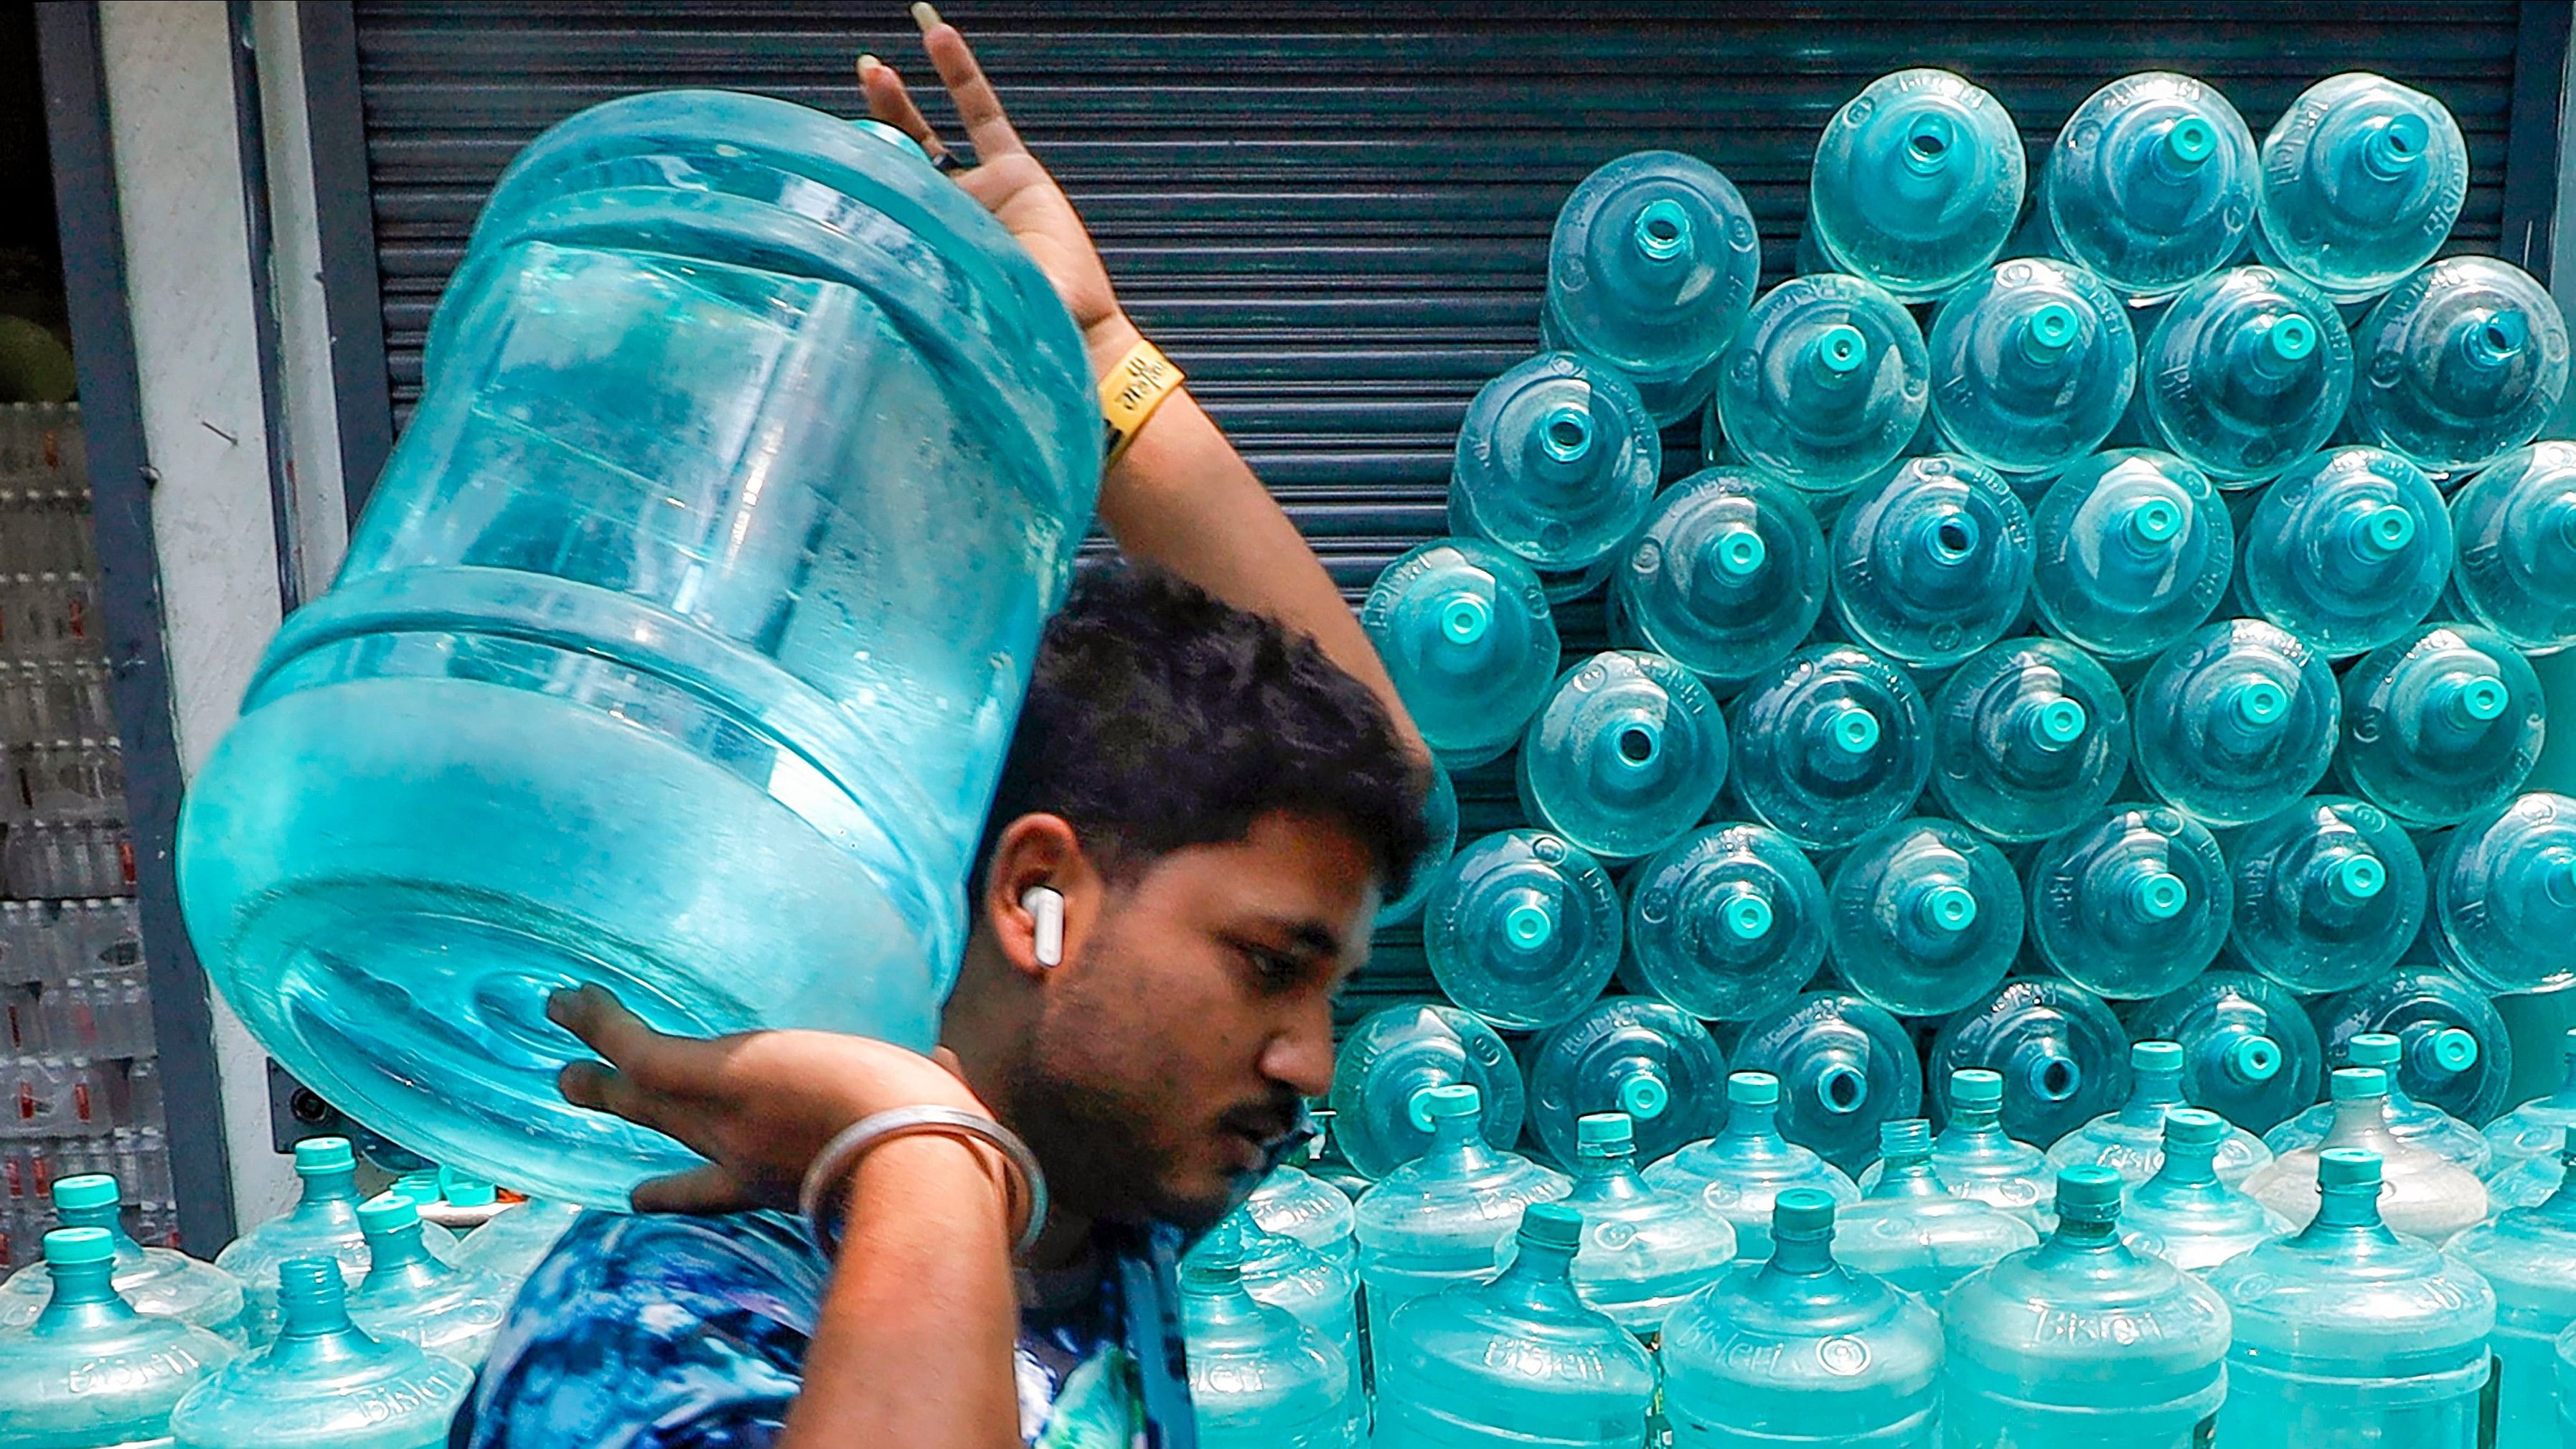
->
xmin=0 ymin=898 xmax=141 ymax=986
xmin=1 ymin=738 xmax=126 ymax=825
xmin=0 ymin=820 xmax=136 ymax=899
xmin=0 ymin=1054 xmax=116 ymax=1138
xmin=0 ymin=488 xmax=98 ymax=581
xmin=0 ymin=573 xmax=100 ymax=663
xmin=0 ymin=660 xmax=115 ymax=747
xmin=0 ymin=403 xmax=84 ymax=492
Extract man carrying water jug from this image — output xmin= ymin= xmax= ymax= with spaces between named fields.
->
xmin=452 ymin=9 xmax=1428 ymax=1449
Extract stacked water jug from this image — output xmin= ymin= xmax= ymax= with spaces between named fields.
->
xmin=1197 ymin=65 xmax=2576 ymax=1449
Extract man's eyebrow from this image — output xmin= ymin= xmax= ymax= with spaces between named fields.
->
xmin=1254 ymin=916 xmax=1346 ymax=960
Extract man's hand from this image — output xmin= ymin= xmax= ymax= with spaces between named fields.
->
xmin=549 ymin=984 xmax=990 ymax=1215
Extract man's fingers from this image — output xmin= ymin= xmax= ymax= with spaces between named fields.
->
xmin=557 ymin=1058 xmax=678 ymax=1138
xmin=545 ymin=983 xmax=655 ymax=1064
xmin=857 ymin=52 xmax=947 ymax=163
xmin=630 ymin=1163 xmax=749 ymax=1215
xmin=911 ymin=4 xmax=1026 ymax=161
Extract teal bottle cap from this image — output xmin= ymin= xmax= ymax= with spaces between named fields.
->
xmin=2332 ymin=1066 xmax=2389 ymax=1101
xmin=2126 ymin=496 xmax=2184 ymax=545
xmin=1577 ymin=1112 xmax=1635 ymax=1153
xmin=1922 ymin=883 xmax=1979 ymax=933
xmin=2162 ymin=1107 xmax=2225 ymax=1149
xmin=1722 ymin=893 xmax=1775 ymax=941
xmin=1772 ymin=1187 xmax=1837 ymax=1237
xmin=2132 ymin=1040 xmax=2185 ymax=1074
xmin=2054 ymin=1164 xmax=2123 ymax=1221
xmin=2225 ymin=1035 xmax=2283 ymax=1083
xmin=2034 ymin=697 xmax=2088 ymax=745
xmin=2456 ymin=675 xmax=2510 ymax=722
xmin=1520 ymin=1201 xmax=1585 ymax=1252
xmin=2357 ymin=502 xmax=2417 ymax=556
xmin=294 ymin=1136 xmax=355 ymax=1175
xmin=2166 ymin=115 xmax=2217 ymax=165
xmin=1828 ymin=705 xmax=1881 ymax=756
xmin=1951 ymin=1068 xmax=2004 ymax=1108
xmin=2329 ymin=855 xmax=2386 ymax=901
xmin=442 ymin=1178 xmax=498 ymax=1209
xmin=43 ymin=1225 xmax=116 ymax=1268
xmin=1714 ymin=526 xmax=1769 ymax=578
xmin=2130 ymin=870 xmax=2189 ymax=921
xmin=393 ymin=1171 xmax=443 ymax=1204
xmin=1729 ymin=1071 xmax=1782 ymax=1107
xmin=1879 ymin=1117 xmax=1932 ymax=1156
xmin=52 ymin=1173 xmax=119 ymax=1213
xmin=2316 ymin=1147 xmax=2382 ymax=1190
xmin=2267 ymin=313 xmax=2319 ymax=363
xmin=1438 ymin=592 xmax=1493 ymax=646
xmin=357 ymin=1194 xmax=420 ymax=1238
xmin=1813 ymin=323 xmax=1868 ymax=376
xmin=1503 ymin=899 xmax=1557 ymax=949
xmin=2231 ymin=678 xmax=2290 ymax=728
xmin=1421 ymin=1082 xmax=1482 ymax=1120
xmin=2347 ymin=1033 xmax=2402 ymax=1068
xmin=1618 ymin=1072 xmax=1671 ymax=1121
xmin=2025 ymin=300 xmax=2080 ymax=356
xmin=2428 ymin=1028 xmax=2480 ymax=1073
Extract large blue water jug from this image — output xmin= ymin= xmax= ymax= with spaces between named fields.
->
xmin=0 ymin=1227 xmax=237 ymax=1448
xmin=1218 ymin=1211 xmax=1363 ymax=1436
xmin=1329 ymin=1002 xmax=1528 ymax=1181
xmin=1731 ymin=992 xmax=1922 ymax=1171
xmin=1518 ymin=651 xmax=1729 ymax=863
xmin=2222 ymin=795 xmax=2425 ymax=995
xmin=1523 ymin=997 xmax=1729 ymax=1168
xmin=2034 ymin=72 xmax=2260 ymax=303
xmin=1712 ymin=274 xmax=1930 ymax=498
xmin=2024 ymin=802 xmax=2230 ymax=1000
xmin=1837 ymin=1118 xmax=2039 ymax=1298
xmin=2211 ymin=1148 xmax=2495 ymax=1448
xmin=1808 ymin=68 xmax=2024 ymax=302
xmin=2235 ymin=446 xmax=2450 ymax=657
xmin=1724 ymin=644 xmax=1930 ymax=850
xmin=1377 ymin=756 xmax=1458 ymax=928
xmin=2264 ymin=1031 xmax=2494 ymax=1175
xmin=1930 ymin=978 xmax=2131 ymax=1148
xmin=1927 ymin=258 xmax=2135 ymax=480
xmin=1868 ymin=1069 xmax=2053 ymax=1225
xmin=2449 ymin=441 xmax=2576 ymax=652
xmin=2428 ymin=791 xmax=2576 ymax=995
xmin=1244 ymin=1164 xmax=1355 ymax=1268
xmin=1365 ymin=538 xmax=1562 ymax=769
xmin=2026 ymin=448 xmax=2232 ymax=663
xmin=171 ymin=93 xmax=1097 ymax=1207
xmin=1660 ymin=1188 xmax=1945 ymax=1446
xmin=2248 ymin=1065 xmax=2491 ymax=1238
xmin=213 ymin=1138 xmax=458 ymax=1345
xmin=168 ymin=1257 xmax=474 ymax=1449
xmin=2313 ymin=972 xmax=2514 ymax=1125
xmin=2335 ymin=624 xmax=2544 ymax=830
xmin=2118 ymin=1108 xmax=2290 ymax=1273
xmin=1927 ymin=637 xmax=2130 ymax=843
xmin=1543 ymin=151 xmax=1764 ymax=424
xmin=1451 ymin=353 xmax=1662 ymax=571
xmin=1645 ymin=1071 xmax=1863 ymax=1262
xmin=1825 ymin=817 xmax=2021 ymax=1018
xmin=1619 ymin=823 xmax=1827 ymax=1023
xmin=1610 ymin=469 xmax=1828 ymax=694
xmin=1178 ymin=1221 xmax=1355 ymax=1449
xmin=1560 ymin=1112 xmax=1738 ymax=1333
xmin=1424 ymin=829 xmax=1622 ymax=1033
xmin=2486 ymin=1032 xmax=2576 ymax=1183
xmin=2349 ymin=255 xmax=2571 ymax=478
xmin=0 ymin=1173 xmax=244 ymax=1340
xmin=346 ymin=1195 xmax=507 ymax=1368
xmin=2130 ymin=619 xmax=2340 ymax=827
xmin=1828 ymin=456 xmax=2033 ymax=669
xmin=2449 ymin=1127 xmax=2576 ymax=1448
xmin=2046 ymin=1039 xmax=2272 ymax=1187
xmin=2128 ymin=970 xmax=2323 ymax=1135
xmin=2254 ymin=73 xmax=2469 ymax=304
xmin=2135 ymin=266 xmax=2355 ymax=487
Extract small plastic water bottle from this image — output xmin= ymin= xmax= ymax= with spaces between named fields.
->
xmin=2130 ymin=619 xmax=2340 ymax=827
xmin=2027 ymin=448 xmax=2233 ymax=662
xmin=2448 ymin=439 xmax=2576 ymax=652
xmin=0 ymin=1227 xmax=237 ymax=1447
xmin=1713 ymin=273 xmax=1930 ymax=498
xmin=1523 ymin=997 xmax=1729 ymax=1169
xmin=1619 ymin=823 xmax=1828 ymax=1023
xmin=2254 ymin=73 xmax=2468 ymax=303
xmin=2428 ymin=792 xmax=2576 ymax=995
xmin=2222 ymin=795 xmax=2426 ymax=995
xmin=1724 ymin=644 xmax=1931 ymax=850
xmin=1244 ymin=1164 xmax=1355 ymax=1269
xmin=1560 ymin=1112 xmax=1738 ymax=1333
xmin=1828 ymin=455 xmax=2034 ymax=669
xmin=2349 ymin=255 xmax=2572 ymax=477
xmin=1927 ymin=258 xmax=2136 ymax=480
xmin=1544 ymin=151 xmax=1764 ymax=424
xmin=1930 ymin=978 xmax=2132 ymax=1149
xmin=1611 ymin=469 xmax=1828 ymax=695
xmin=2336 ymin=624 xmax=2544 ymax=833
xmin=1868 ymin=1069 xmax=2053 ymax=1225
xmin=0 ymin=1173 xmax=244 ymax=1339
xmin=1836 ymin=1118 xmax=2040 ymax=1300
xmin=2120 ymin=1108 xmax=2291 ymax=1274
xmin=2485 ymin=1030 xmax=2576 ymax=1183
xmin=1808 ymin=68 xmax=2024 ymax=302
xmin=2312 ymin=966 xmax=2514 ymax=1122
xmin=1451 ymin=352 xmax=1663 ymax=571
xmin=1424 ymin=829 xmax=1622 ymax=1033
xmin=1942 ymin=1166 xmax=2232 ymax=1448
xmin=347 ymin=1195 xmax=509 ymax=1368
xmin=2034 ymin=72 xmax=2260 ymax=302
xmin=2449 ymin=1127 xmax=2576 ymax=1447
xmin=1644 ymin=1071 xmax=1863 ymax=1262
xmin=2213 ymin=1148 xmax=2496 ymax=1448
xmin=2135 ymin=266 xmax=2355 ymax=487
xmin=2025 ymin=802 xmax=2230 ymax=1000
xmin=1825 ymin=817 xmax=2022 ymax=1017
xmin=1329 ymin=1002 xmax=1529 ymax=1181
xmin=1179 ymin=1220 xmax=1355 ymax=1449
xmin=2246 ymin=1066 xmax=2490 ymax=1237
xmin=168 ymin=1257 xmax=473 ymax=1449
xmin=1363 ymin=538 xmax=1562 ymax=769
xmin=1518 ymin=651 xmax=1729 ymax=863
xmin=1730 ymin=992 xmax=1922 ymax=1172
xmin=2128 ymin=970 xmax=2323 ymax=1135
xmin=2047 ymin=1040 xmax=2272 ymax=1188
xmin=2234 ymin=446 xmax=2451 ymax=657
xmin=212 ymin=1138 xmax=458 ymax=1346
xmin=1928 ymin=637 xmax=2130 ymax=843
xmin=1662 ymin=1188 xmax=1944 ymax=1446
xmin=2263 ymin=1031 xmax=2493 ymax=1175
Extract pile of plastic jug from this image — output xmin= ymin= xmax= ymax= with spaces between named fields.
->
xmin=1207 ymin=62 xmax=2576 ymax=1448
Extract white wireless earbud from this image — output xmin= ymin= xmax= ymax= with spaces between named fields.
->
xmin=1021 ymin=886 xmax=1066 ymax=967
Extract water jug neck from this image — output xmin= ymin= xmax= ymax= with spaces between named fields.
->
xmin=2455 ymin=306 xmax=2530 ymax=372
xmin=2153 ymin=114 xmax=2219 ymax=177
xmin=2304 ymin=1149 xmax=2397 ymax=1239
xmin=1494 ymin=888 xmax=1560 ymax=955
xmin=2338 ymin=500 xmax=2418 ymax=565
xmin=2239 ymin=311 xmax=2320 ymax=385
xmin=1629 ymin=197 xmax=1696 ymax=267
xmin=1904 ymin=505 xmax=1983 ymax=581
xmin=2150 ymin=1138 xmax=2221 ymax=1191
xmin=2120 ymin=1049 xmax=2186 ymax=1127
xmin=2431 ymin=670 xmax=2512 ymax=733
xmin=32 ymin=1232 xmax=133 ymax=1333
xmin=1805 ymin=323 xmax=1868 ymax=385
xmin=1686 ymin=875 xmax=1775 ymax=947
xmin=1429 ymin=589 xmax=1495 ymax=651
xmin=2017 ymin=299 xmax=2082 ymax=367
xmin=1721 ymin=1075 xmax=1788 ymax=1153
xmin=1490 ymin=1204 xmax=1585 ymax=1310
xmin=2008 ymin=1036 xmax=2083 ymax=1109
xmin=1592 ymin=710 xmax=1668 ymax=786
xmin=2117 ymin=494 xmax=2186 ymax=553
xmin=2323 ymin=1085 xmax=2399 ymax=1153
xmin=2044 ymin=1167 xmax=2125 ymax=1252
xmin=2016 ymin=693 xmax=2089 ymax=755
xmin=1697 ymin=524 xmax=1769 ymax=586
xmin=1904 ymin=867 xmax=1980 ymax=941
xmin=1804 ymin=1053 xmax=1872 ymax=1121
xmin=1569 ymin=1152 xmax=1655 ymax=1208
xmin=2401 ymin=1023 xmax=2479 ymax=1087
xmin=2313 ymin=847 xmax=2388 ymax=911
xmin=1762 ymin=1189 xmax=1841 ymax=1275
xmin=1528 ymin=403 xmax=1597 ymax=472
xmin=1421 ymin=1099 xmax=1498 ymax=1173
xmin=1899 ymin=111 xmax=1959 ymax=180
xmin=2112 ymin=857 xmax=2190 ymax=927
xmin=2357 ymin=112 xmax=2430 ymax=182
xmin=1868 ymin=1121 xmax=1947 ymax=1201
xmin=1177 ymin=1228 xmax=1272 ymax=1341
xmin=2214 ymin=1029 xmax=2284 ymax=1087
xmin=271 ymin=1257 xmax=375 ymax=1368
xmin=2218 ymin=675 xmax=2293 ymax=741
xmin=1817 ymin=703 xmax=1883 ymax=760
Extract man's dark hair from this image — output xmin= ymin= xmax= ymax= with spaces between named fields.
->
xmin=972 ymin=562 xmax=1429 ymax=902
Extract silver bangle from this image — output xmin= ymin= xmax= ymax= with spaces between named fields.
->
xmin=799 ymin=1106 xmax=1048 ymax=1260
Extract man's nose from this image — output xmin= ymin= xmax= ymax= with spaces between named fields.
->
xmin=1261 ymin=1003 xmax=1335 ymax=1099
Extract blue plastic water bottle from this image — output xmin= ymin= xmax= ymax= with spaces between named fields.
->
xmin=174 ymin=95 xmax=1097 ymax=1207
xmin=1871 ymin=1069 xmax=2054 ymax=1225
xmin=1518 ymin=651 xmax=1729 ymax=863
xmin=213 ymin=1138 xmax=459 ymax=1346
xmin=1612 ymin=469 xmax=1828 ymax=695
xmin=2222 ymin=795 xmax=2425 ymax=995
xmin=1927 ymin=258 xmax=2136 ymax=479
xmin=1424 ymin=829 xmax=1622 ymax=1033
xmin=2335 ymin=624 xmax=2544 ymax=830
xmin=1661 ymin=1188 xmax=1945 ymax=1446
xmin=2264 ymin=1031 xmax=2494 ymax=1175
xmin=1619 ymin=823 xmax=1828 ymax=1024
xmin=2119 ymin=1108 xmax=2290 ymax=1273
xmin=1836 ymin=1118 xmax=2040 ymax=1300
xmin=1825 ymin=817 xmax=2021 ymax=1017
xmin=1523 ymin=998 xmax=1729 ymax=1169
xmin=2135 ymin=266 xmax=2355 ymax=487
xmin=2249 ymin=1066 xmax=2491 ymax=1239
xmin=1180 ymin=1221 xmax=1355 ymax=1449
xmin=0 ymin=1227 xmax=237 ymax=1448
xmin=1714 ymin=274 xmax=1931 ymax=498
xmin=2254 ymin=73 xmax=2469 ymax=304
xmin=1931 ymin=978 xmax=2133 ymax=1149
xmin=0 ymin=1173 xmax=245 ymax=1340
xmin=1330 ymin=1002 xmax=1528 ymax=1181
xmin=2314 ymin=969 xmax=2514 ymax=1124
xmin=2349 ymin=255 xmax=2571 ymax=478
xmin=1808 ymin=68 xmax=2024 ymax=302
xmin=1828 ymin=455 xmax=2034 ymax=669
xmin=1451 ymin=352 xmax=1663 ymax=571
xmin=1543 ymin=151 xmax=1764 ymax=424
xmin=1561 ymin=1112 xmax=1739 ymax=1333
xmin=1942 ymin=1166 xmax=2232 ymax=1448
xmin=2025 ymin=802 xmax=2230 ymax=1000
xmin=345 ymin=1196 xmax=507 ymax=1369
xmin=1365 ymin=538 xmax=1563 ymax=769
xmin=2428 ymin=792 xmax=2576 ymax=995
xmin=2448 ymin=440 xmax=2576 ymax=652
xmin=1645 ymin=1071 xmax=1863 ymax=1262
xmin=2034 ymin=72 xmax=2260 ymax=303
xmin=2211 ymin=1148 xmax=2495 ymax=1448
xmin=1725 ymin=644 xmax=1931 ymax=850
xmin=2449 ymin=1127 xmax=2576 ymax=1447
xmin=1218 ymin=1211 xmax=1362 ymax=1434
xmin=2486 ymin=1031 xmax=2576 ymax=1183
xmin=2128 ymin=970 xmax=2323 ymax=1135
xmin=2047 ymin=1040 xmax=2272 ymax=1187
xmin=2235 ymin=446 xmax=2450 ymax=656
xmin=1731 ymin=992 xmax=1922 ymax=1171
xmin=1927 ymin=637 xmax=2130 ymax=843
xmin=169 ymin=1257 xmax=474 ymax=1449
xmin=1245 ymin=1164 xmax=1355 ymax=1269
xmin=2130 ymin=619 xmax=2340 ymax=827
xmin=2027 ymin=449 xmax=2233 ymax=662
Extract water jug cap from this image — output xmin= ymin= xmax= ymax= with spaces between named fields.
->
xmin=1879 ymin=1117 xmax=1932 ymax=1155
xmin=2165 ymin=115 xmax=2217 ymax=164
xmin=394 ymin=1171 xmax=443 ymax=1204
xmin=2054 ymin=1164 xmax=2123 ymax=1221
xmin=1729 ymin=1071 xmax=1781 ymax=1107
xmin=357 ymin=1193 xmax=420 ymax=1238
xmin=2132 ymin=1040 xmax=2184 ymax=1074
xmin=2266 ymin=314 xmax=2319 ymax=363
xmin=2034 ymin=697 xmax=2088 ymax=745
xmin=2129 ymin=870 xmax=2188 ymax=921
xmin=2332 ymin=1066 xmax=2389 ymax=1101
xmin=1519 ymin=1201 xmax=1584 ymax=1251
xmin=2024 ymin=300 xmax=2080 ymax=357
xmin=294 ymin=1136 xmax=355 ymax=1175
xmin=1921 ymin=883 xmax=1979 ymax=932
xmin=442 ymin=1178 xmax=498 ymax=1209
xmin=2316 ymin=1147 xmax=2382 ymax=1190
xmin=1722 ymin=893 xmax=1775 ymax=941
xmin=2225 ymin=1036 xmax=2283 ymax=1083
xmin=1617 ymin=1073 xmax=1670 ymax=1121
xmin=1951 ymin=1069 xmax=2004 ymax=1108
xmin=2162 ymin=1107 xmax=2224 ymax=1149
xmin=2231 ymin=679 xmax=2290 ymax=728
xmin=1437 ymin=591 xmax=1493 ymax=646
xmin=1577 ymin=1112 xmax=1636 ymax=1153
xmin=2347 ymin=1033 xmax=2402 ymax=1068
xmin=1714 ymin=526 xmax=1769 ymax=578
xmin=1421 ymin=1083 xmax=1482 ymax=1121
xmin=2126 ymin=496 xmax=2184 ymax=545
xmin=1828 ymin=705 xmax=1881 ymax=756
xmin=1772 ymin=1187 xmax=1836 ymax=1237
xmin=2356 ymin=502 xmax=2417 ymax=557
xmin=2427 ymin=1028 xmax=2480 ymax=1073
xmin=42 ymin=1225 xmax=115 ymax=1268
xmin=1812 ymin=323 xmax=1868 ymax=377
xmin=2328 ymin=855 xmax=2386 ymax=901
xmin=51 ymin=1173 xmax=118 ymax=1213
xmin=2456 ymin=675 xmax=2510 ymax=721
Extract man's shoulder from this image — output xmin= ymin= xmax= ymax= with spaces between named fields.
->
xmin=519 ymin=1209 xmax=829 ymax=1319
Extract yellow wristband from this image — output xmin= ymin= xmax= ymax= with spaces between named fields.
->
xmin=1100 ymin=337 xmax=1183 ymax=470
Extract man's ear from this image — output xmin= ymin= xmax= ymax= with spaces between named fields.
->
xmin=982 ymin=813 xmax=1107 ymax=980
